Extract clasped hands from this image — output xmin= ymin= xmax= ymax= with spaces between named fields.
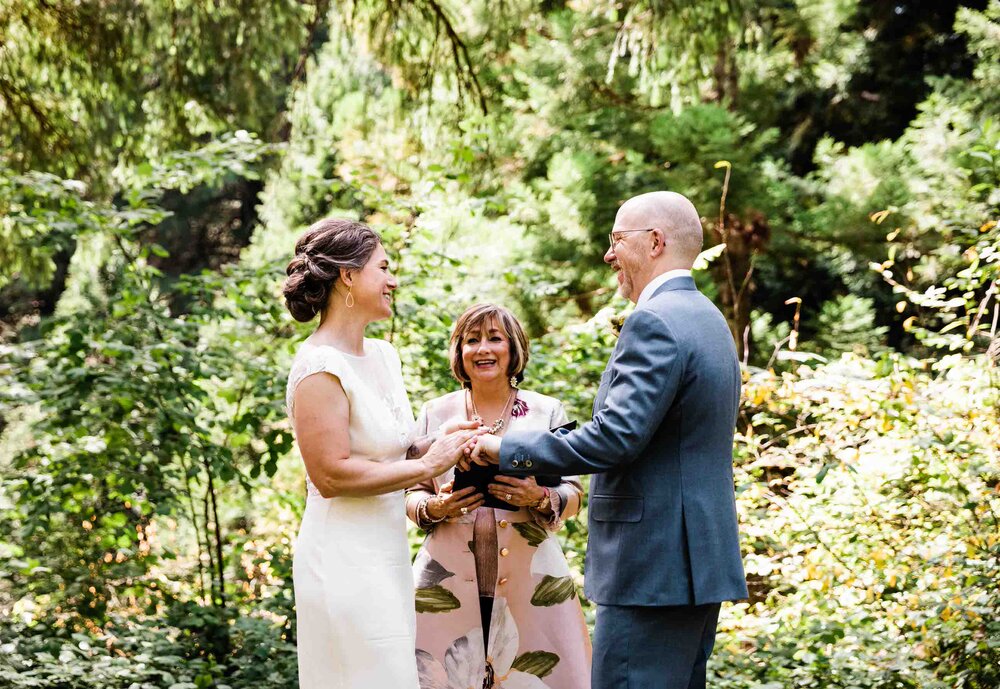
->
xmin=423 ymin=423 xmax=538 ymax=520
xmin=458 ymin=432 xmax=501 ymax=471
xmin=431 ymin=418 xmax=501 ymax=471
xmin=419 ymin=419 xmax=498 ymax=476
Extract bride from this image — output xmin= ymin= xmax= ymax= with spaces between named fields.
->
xmin=283 ymin=218 xmax=479 ymax=689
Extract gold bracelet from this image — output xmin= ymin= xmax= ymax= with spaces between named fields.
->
xmin=420 ymin=496 xmax=446 ymax=525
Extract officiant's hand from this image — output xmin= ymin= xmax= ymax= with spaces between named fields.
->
xmin=426 ymin=481 xmax=484 ymax=520
xmin=488 ymin=475 xmax=545 ymax=508
xmin=458 ymin=433 xmax=501 ymax=471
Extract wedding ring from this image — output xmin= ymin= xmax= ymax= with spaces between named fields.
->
xmin=505 ymin=493 xmax=512 ymax=501
xmin=460 ymin=507 xmax=468 ymax=515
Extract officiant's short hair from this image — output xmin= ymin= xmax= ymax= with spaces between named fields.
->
xmin=450 ymin=304 xmax=529 ymax=389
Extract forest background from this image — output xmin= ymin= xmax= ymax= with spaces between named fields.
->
xmin=1 ymin=1 xmax=998 ymax=687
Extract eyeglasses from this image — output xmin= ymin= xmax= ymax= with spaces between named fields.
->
xmin=608 ymin=228 xmax=655 ymax=249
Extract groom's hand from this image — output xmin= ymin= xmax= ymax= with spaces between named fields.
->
xmin=457 ymin=433 xmax=501 ymax=471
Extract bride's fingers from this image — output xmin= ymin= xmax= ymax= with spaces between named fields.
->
xmin=452 ymin=430 xmax=477 ymax=449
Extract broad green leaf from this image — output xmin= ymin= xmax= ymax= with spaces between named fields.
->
xmin=530 ymin=576 xmax=576 ymax=607
xmin=415 ymin=585 xmax=461 ymax=614
xmin=511 ymin=651 xmax=560 ymax=678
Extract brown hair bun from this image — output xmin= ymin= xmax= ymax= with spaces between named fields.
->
xmin=282 ymin=218 xmax=381 ymax=322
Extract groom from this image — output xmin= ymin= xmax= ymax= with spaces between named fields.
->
xmin=467 ymin=191 xmax=748 ymax=688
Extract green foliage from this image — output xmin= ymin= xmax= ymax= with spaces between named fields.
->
xmin=0 ymin=170 xmax=145 ymax=291
xmin=1 ymin=255 xmax=290 ymax=617
xmin=0 ymin=614 xmax=297 ymax=689
xmin=718 ymin=352 xmax=999 ymax=688
xmin=0 ymin=0 xmax=309 ymax=181
xmin=649 ymin=104 xmax=778 ymax=214
xmin=806 ymin=295 xmax=888 ymax=359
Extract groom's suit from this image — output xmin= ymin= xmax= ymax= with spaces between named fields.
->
xmin=499 ymin=274 xmax=747 ymax=689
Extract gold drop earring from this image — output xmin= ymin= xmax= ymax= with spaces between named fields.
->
xmin=345 ymin=286 xmax=355 ymax=308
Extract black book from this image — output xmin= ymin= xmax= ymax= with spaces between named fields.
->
xmin=453 ymin=421 xmax=577 ymax=511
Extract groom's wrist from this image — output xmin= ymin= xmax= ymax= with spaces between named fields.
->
xmin=532 ymin=487 xmax=551 ymax=510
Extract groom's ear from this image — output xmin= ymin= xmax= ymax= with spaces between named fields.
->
xmin=649 ymin=228 xmax=667 ymax=257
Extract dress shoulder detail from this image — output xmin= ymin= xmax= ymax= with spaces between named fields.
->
xmin=286 ymin=346 xmax=352 ymax=418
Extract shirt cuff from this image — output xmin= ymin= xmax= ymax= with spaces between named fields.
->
xmin=530 ymin=488 xmax=563 ymax=531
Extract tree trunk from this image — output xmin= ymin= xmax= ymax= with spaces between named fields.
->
xmin=710 ymin=212 xmax=771 ymax=361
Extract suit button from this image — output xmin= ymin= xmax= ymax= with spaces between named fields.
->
xmin=498 ymin=577 xmax=508 ymax=586
xmin=511 ymin=459 xmax=521 ymax=468
xmin=499 ymin=520 xmax=509 ymax=528
xmin=500 ymin=548 xmax=510 ymax=557
xmin=525 ymin=460 xmax=533 ymax=468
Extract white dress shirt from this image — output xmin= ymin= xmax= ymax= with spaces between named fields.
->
xmin=636 ymin=269 xmax=692 ymax=308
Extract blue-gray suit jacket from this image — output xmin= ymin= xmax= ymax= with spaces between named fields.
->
xmin=500 ymin=276 xmax=748 ymax=606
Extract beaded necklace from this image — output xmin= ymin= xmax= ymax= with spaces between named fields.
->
xmin=468 ymin=387 xmax=516 ymax=434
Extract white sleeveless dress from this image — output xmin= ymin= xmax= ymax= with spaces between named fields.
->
xmin=286 ymin=338 xmax=419 ymax=689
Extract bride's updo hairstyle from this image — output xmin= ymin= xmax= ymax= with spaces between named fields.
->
xmin=283 ymin=218 xmax=381 ymax=322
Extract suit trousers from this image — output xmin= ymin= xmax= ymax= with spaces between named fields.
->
xmin=592 ymin=603 xmax=721 ymax=689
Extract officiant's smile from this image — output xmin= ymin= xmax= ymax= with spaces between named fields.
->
xmin=463 ymin=324 xmax=510 ymax=383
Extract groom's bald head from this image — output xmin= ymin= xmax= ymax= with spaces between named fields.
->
xmin=613 ymin=191 xmax=704 ymax=268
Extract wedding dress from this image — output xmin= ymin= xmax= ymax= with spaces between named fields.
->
xmin=286 ymin=338 xmax=418 ymax=689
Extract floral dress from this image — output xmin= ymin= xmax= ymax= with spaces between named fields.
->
xmin=405 ymin=389 xmax=592 ymax=689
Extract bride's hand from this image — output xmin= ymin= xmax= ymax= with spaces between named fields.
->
xmin=421 ymin=423 xmax=483 ymax=477
xmin=426 ymin=481 xmax=484 ymax=520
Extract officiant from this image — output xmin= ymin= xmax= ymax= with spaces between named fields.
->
xmin=405 ymin=303 xmax=591 ymax=689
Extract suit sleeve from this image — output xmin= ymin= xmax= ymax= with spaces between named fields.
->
xmin=500 ymin=308 xmax=684 ymax=476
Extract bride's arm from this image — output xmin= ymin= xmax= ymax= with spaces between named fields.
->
xmin=405 ymin=401 xmax=436 ymax=459
xmin=293 ymin=374 xmax=475 ymax=498
xmin=406 ymin=433 xmax=438 ymax=459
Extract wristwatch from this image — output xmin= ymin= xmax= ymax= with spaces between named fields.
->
xmin=534 ymin=487 xmax=551 ymax=511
